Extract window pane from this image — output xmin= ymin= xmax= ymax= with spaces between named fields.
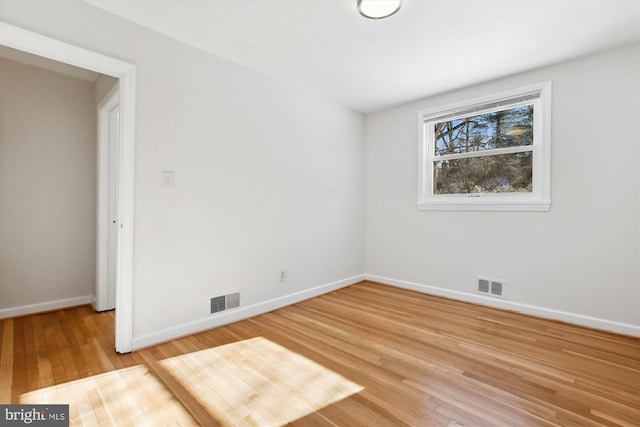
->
xmin=434 ymin=104 xmax=533 ymax=156
xmin=433 ymin=152 xmax=532 ymax=194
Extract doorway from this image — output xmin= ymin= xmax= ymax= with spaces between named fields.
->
xmin=0 ymin=22 xmax=137 ymax=353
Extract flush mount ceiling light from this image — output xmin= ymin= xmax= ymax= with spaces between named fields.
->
xmin=357 ymin=0 xmax=402 ymax=20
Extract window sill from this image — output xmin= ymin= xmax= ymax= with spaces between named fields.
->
xmin=417 ymin=200 xmax=551 ymax=212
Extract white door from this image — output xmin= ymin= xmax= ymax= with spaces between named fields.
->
xmin=106 ymin=103 xmax=119 ymax=310
xmin=96 ymin=87 xmax=120 ymax=312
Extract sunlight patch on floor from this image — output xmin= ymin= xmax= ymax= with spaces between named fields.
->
xmin=20 ymin=365 xmax=198 ymax=426
xmin=160 ymin=336 xmax=364 ymax=426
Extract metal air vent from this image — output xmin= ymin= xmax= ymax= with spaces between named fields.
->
xmin=210 ymin=292 xmax=240 ymax=314
xmin=477 ymin=277 xmax=505 ymax=298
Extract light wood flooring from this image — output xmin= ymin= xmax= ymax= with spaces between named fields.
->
xmin=1 ymin=281 xmax=639 ymax=426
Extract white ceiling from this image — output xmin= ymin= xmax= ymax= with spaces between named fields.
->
xmin=84 ymin=0 xmax=639 ymax=113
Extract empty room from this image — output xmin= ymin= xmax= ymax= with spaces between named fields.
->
xmin=0 ymin=0 xmax=638 ymax=426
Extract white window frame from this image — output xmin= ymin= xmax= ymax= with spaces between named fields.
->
xmin=417 ymin=81 xmax=552 ymax=211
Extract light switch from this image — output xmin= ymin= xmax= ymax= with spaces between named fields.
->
xmin=161 ymin=171 xmax=175 ymax=188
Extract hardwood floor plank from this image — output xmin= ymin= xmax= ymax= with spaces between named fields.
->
xmin=41 ymin=313 xmax=67 ymax=386
xmin=0 ymin=319 xmax=13 ymax=403
xmin=31 ymin=315 xmax=54 ymax=389
xmin=22 ymin=317 xmax=40 ymax=393
xmin=138 ymin=349 xmax=220 ymax=427
xmin=12 ymin=318 xmax=26 ymax=402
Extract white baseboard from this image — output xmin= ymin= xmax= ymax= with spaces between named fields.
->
xmin=366 ymin=274 xmax=640 ymax=337
xmin=132 ymin=274 xmax=365 ymax=350
xmin=0 ymin=295 xmax=94 ymax=319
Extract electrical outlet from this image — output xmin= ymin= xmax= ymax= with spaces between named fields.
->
xmin=279 ymin=269 xmax=287 ymax=283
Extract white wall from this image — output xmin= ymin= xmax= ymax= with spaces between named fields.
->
xmin=0 ymin=57 xmax=97 ymax=311
xmin=365 ymin=43 xmax=640 ymax=334
xmin=0 ymin=1 xmax=365 ymax=343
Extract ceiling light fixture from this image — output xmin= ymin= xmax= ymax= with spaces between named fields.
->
xmin=357 ymin=0 xmax=402 ymax=20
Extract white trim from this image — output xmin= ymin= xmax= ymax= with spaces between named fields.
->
xmin=417 ymin=200 xmax=551 ymax=212
xmin=116 ymin=69 xmax=136 ymax=354
xmin=96 ymin=86 xmax=119 ymax=312
xmin=417 ymin=81 xmax=552 ymax=212
xmin=132 ymin=275 xmax=365 ymax=350
xmin=365 ymin=274 xmax=640 ymax=337
xmin=435 ymin=145 xmax=532 ymax=162
xmin=0 ymin=296 xmax=94 ymax=320
xmin=98 ymin=83 xmax=120 ymax=110
xmin=0 ymin=22 xmax=137 ymax=353
xmin=421 ymin=89 xmax=542 ymax=123
xmin=0 ymin=24 xmax=132 ymax=75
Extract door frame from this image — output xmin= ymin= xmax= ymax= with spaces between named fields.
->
xmin=0 ymin=22 xmax=137 ymax=353
xmin=96 ymin=85 xmax=120 ymax=313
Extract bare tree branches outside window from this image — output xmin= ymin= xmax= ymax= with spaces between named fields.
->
xmin=433 ymin=105 xmax=534 ymax=194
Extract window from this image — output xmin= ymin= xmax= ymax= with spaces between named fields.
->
xmin=417 ymin=81 xmax=551 ymax=211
